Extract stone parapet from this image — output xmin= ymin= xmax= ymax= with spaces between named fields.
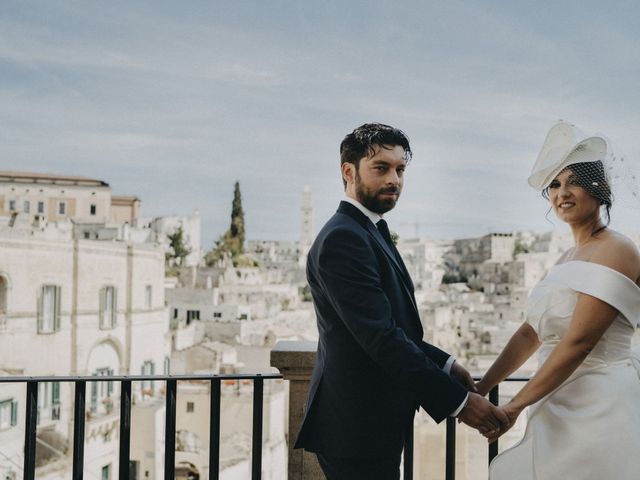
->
xmin=271 ymin=341 xmax=323 ymax=480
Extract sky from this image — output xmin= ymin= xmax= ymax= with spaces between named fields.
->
xmin=2 ymin=1 xmax=639 ymax=247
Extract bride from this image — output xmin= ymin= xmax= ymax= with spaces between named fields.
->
xmin=477 ymin=121 xmax=640 ymax=479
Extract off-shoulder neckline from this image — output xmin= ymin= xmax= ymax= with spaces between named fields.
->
xmin=553 ymin=260 xmax=640 ymax=290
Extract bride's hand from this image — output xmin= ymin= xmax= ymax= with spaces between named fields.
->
xmin=474 ymin=378 xmax=491 ymax=397
xmin=485 ymin=402 xmax=523 ymax=443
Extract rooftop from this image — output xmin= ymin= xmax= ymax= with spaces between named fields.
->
xmin=0 ymin=171 xmax=109 ymax=187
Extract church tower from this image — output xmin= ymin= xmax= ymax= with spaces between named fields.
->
xmin=299 ymin=185 xmax=314 ymax=266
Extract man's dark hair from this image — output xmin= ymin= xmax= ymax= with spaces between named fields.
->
xmin=339 ymin=123 xmax=412 ymax=188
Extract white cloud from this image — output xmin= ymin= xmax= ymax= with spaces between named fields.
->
xmin=1 ymin=1 xmax=639 ymax=243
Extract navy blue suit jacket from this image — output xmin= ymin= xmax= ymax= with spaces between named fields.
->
xmin=294 ymin=201 xmax=467 ymax=458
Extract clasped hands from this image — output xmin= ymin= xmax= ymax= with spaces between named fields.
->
xmin=450 ymin=362 xmax=521 ymax=443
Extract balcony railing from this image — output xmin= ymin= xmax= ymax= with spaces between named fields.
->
xmin=0 ymin=373 xmax=282 ymax=480
xmin=2 ymin=345 xmax=528 ymax=480
xmin=270 ymin=341 xmax=532 ymax=480
xmin=435 ymin=377 xmax=529 ymax=480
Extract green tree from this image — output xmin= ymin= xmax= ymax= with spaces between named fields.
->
xmin=514 ymin=238 xmax=530 ymax=255
xmin=166 ymin=226 xmax=191 ymax=267
xmin=228 ymin=181 xmax=245 ymax=256
xmin=205 ymin=181 xmax=249 ymax=266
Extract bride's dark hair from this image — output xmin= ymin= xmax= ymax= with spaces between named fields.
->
xmin=542 ymin=161 xmax=612 ymax=235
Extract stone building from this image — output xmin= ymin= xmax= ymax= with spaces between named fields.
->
xmin=0 ymin=171 xmax=169 ymax=479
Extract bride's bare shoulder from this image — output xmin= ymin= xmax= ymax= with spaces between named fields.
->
xmin=591 ymin=230 xmax=640 ymax=281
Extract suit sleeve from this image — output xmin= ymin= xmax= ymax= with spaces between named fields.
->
xmin=418 ymin=341 xmax=451 ymax=369
xmin=316 ymin=227 xmax=468 ymax=422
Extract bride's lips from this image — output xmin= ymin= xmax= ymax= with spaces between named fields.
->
xmin=557 ymin=202 xmax=576 ymax=209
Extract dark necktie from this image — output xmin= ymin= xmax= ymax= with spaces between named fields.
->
xmin=376 ymin=219 xmax=395 ymax=248
xmin=377 ymin=219 xmax=413 ymax=288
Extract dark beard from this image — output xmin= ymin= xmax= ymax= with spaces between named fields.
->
xmin=355 ymin=171 xmax=400 ymax=214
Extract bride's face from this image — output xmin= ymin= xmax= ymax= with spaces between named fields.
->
xmin=548 ymin=169 xmax=600 ymax=225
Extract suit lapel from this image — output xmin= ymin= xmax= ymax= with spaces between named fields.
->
xmin=337 ymin=202 xmax=419 ymax=316
xmin=364 ymin=222 xmax=418 ymax=311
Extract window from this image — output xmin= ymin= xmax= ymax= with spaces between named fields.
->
xmin=213 ymin=312 xmax=222 ymax=319
xmin=52 ymin=382 xmax=61 ymax=420
xmin=145 ymin=285 xmax=152 ymax=309
xmin=38 ymin=285 xmax=61 ymax=334
xmin=38 ymin=383 xmax=49 ymax=414
xmin=141 ymin=361 xmax=155 ymax=395
xmin=0 ymin=399 xmax=17 ymax=430
xmin=99 ymin=286 xmax=116 ymax=329
xmin=37 ymin=201 xmax=45 ymax=214
xmin=129 ymin=461 xmax=139 ymax=480
xmin=37 ymin=382 xmax=61 ymax=424
xmin=91 ymin=368 xmax=114 ymax=413
xmin=58 ymin=202 xmax=66 ymax=215
xmin=186 ymin=310 xmax=200 ymax=324
xmin=90 ymin=204 xmax=97 ymax=215
xmin=23 ymin=201 xmax=30 ymax=213
xmin=8 ymin=200 xmax=15 ymax=212
xmin=163 ymin=357 xmax=170 ymax=375
xmin=101 ymin=464 xmax=110 ymax=480
xmin=186 ymin=402 xmax=194 ymax=413
xmin=172 ymin=308 xmax=178 ymax=319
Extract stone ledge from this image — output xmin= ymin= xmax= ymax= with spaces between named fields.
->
xmin=270 ymin=341 xmax=317 ymax=379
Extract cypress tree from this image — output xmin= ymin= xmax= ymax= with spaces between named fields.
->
xmin=229 ymin=181 xmax=245 ymax=255
xmin=205 ymin=181 xmax=249 ymax=266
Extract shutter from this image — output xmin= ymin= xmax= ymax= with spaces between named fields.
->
xmin=37 ymin=287 xmax=43 ymax=333
xmin=52 ymin=382 xmax=60 ymax=405
xmin=164 ymin=357 xmax=170 ymax=375
xmin=91 ymin=381 xmax=97 ymax=412
xmin=141 ymin=364 xmax=147 ymax=392
xmin=108 ymin=369 xmax=114 ymax=395
xmin=10 ymin=400 xmax=17 ymax=426
xmin=150 ymin=362 xmax=155 ymax=394
xmin=113 ymin=287 xmax=117 ymax=327
xmin=54 ymin=286 xmax=61 ymax=331
xmin=99 ymin=287 xmax=105 ymax=328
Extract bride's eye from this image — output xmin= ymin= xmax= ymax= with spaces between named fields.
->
xmin=549 ymin=181 xmax=560 ymax=189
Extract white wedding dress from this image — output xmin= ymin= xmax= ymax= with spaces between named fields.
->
xmin=489 ymin=261 xmax=640 ymax=479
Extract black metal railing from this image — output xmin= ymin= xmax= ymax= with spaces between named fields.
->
xmin=4 ymin=373 xmax=527 ymax=480
xmin=402 ymin=376 xmax=530 ymax=480
xmin=0 ymin=373 xmax=282 ymax=480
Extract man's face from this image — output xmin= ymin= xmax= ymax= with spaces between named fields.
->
xmin=345 ymin=144 xmax=407 ymax=214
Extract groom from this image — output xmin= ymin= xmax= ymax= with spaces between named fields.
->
xmin=295 ymin=123 xmax=507 ymax=479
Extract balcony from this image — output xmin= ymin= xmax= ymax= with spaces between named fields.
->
xmin=0 ymin=341 xmax=525 ymax=480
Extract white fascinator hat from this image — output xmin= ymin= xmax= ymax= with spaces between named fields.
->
xmin=528 ymin=120 xmax=610 ymax=190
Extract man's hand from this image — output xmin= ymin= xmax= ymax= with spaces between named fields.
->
xmin=450 ymin=361 xmax=478 ymax=393
xmin=484 ymin=402 xmax=522 ymax=443
xmin=457 ymin=393 xmax=509 ymax=438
